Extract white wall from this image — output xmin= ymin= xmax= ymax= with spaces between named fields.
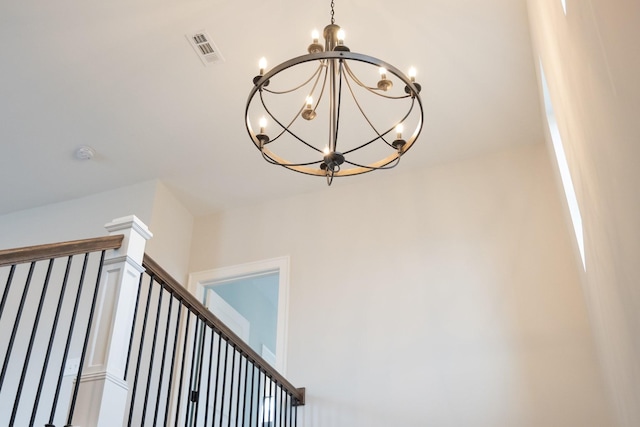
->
xmin=0 ymin=181 xmax=156 ymax=248
xmin=0 ymin=180 xmax=194 ymax=284
xmin=527 ymin=1 xmax=640 ymax=425
xmin=147 ymin=181 xmax=194 ymax=283
xmin=190 ymin=143 xmax=612 ymax=427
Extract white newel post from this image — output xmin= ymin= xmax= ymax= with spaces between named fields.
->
xmin=70 ymin=215 xmax=152 ymax=427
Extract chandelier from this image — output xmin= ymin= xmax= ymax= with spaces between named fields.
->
xmin=245 ymin=1 xmax=424 ymax=185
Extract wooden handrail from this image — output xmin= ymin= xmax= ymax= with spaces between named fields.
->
xmin=142 ymin=254 xmax=305 ymax=405
xmin=0 ymin=235 xmax=124 ymax=267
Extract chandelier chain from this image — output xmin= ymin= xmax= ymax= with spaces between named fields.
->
xmin=330 ymin=0 xmax=335 ymax=24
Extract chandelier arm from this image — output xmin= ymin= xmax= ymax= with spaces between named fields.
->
xmin=312 ymin=61 xmax=329 ymax=114
xmin=258 ymin=90 xmax=291 ymax=144
xmin=340 ymin=86 xmax=418 ymax=155
xmin=262 ymin=63 xmax=325 ymax=95
xmin=258 ymin=90 xmax=323 ymax=152
xmin=343 ymin=62 xmax=412 ymax=100
xmin=342 ymin=71 xmax=384 ymax=141
xmin=259 ymin=61 xmax=327 ymax=146
xmin=342 ymin=62 xmax=377 ymax=91
xmin=265 ymin=61 xmax=327 ymax=142
xmin=341 ymin=72 xmax=393 ymax=150
xmin=326 ymin=168 xmax=335 ymax=185
xmin=332 ymin=59 xmax=346 ymax=151
xmin=328 ymin=57 xmax=337 ymax=151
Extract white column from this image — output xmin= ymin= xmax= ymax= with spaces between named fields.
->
xmin=70 ymin=215 xmax=152 ymax=427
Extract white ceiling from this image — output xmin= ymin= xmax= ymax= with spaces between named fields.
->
xmin=0 ymin=0 xmax=544 ymax=216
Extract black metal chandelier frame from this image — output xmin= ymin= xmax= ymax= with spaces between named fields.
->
xmin=245 ymin=6 xmax=424 ymax=185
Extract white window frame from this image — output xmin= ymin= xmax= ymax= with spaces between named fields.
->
xmin=188 ymin=256 xmax=290 ymax=374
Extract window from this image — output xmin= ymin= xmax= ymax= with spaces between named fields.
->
xmin=189 ymin=256 xmax=290 ymax=373
xmin=540 ymin=62 xmax=585 ymax=270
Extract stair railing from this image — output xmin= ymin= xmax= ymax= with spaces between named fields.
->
xmin=0 ymin=215 xmax=304 ymax=427
xmin=0 ymin=235 xmax=124 ymax=427
xmin=123 ymin=254 xmax=305 ymax=426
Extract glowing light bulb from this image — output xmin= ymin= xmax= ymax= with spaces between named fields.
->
xmin=408 ymin=67 xmax=417 ymax=82
xmin=259 ymin=117 xmax=267 ymax=134
xmin=337 ymin=29 xmax=345 ymax=44
xmin=305 ymin=96 xmax=313 ymax=108
xmin=312 ymin=29 xmax=319 ymax=44
xmin=379 ymin=67 xmax=388 ymax=80
xmin=323 ymin=146 xmax=330 ymax=155
xmin=259 ymin=57 xmax=267 ymax=75
xmin=396 ymin=124 xmax=404 ymax=139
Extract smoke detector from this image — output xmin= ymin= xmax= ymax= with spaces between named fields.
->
xmin=75 ymin=145 xmax=96 ymax=160
xmin=187 ymin=31 xmax=225 ymax=66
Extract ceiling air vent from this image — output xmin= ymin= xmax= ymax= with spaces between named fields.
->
xmin=187 ymin=31 xmax=224 ymax=66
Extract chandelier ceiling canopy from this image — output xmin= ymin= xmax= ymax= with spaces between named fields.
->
xmin=245 ymin=1 xmax=424 ymax=185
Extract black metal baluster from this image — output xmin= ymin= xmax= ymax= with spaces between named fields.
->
xmin=211 ymin=333 xmax=224 ymax=427
xmin=264 ymin=375 xmax=271 ymax=427
xmin=227 ymin=345 xmax=237 ymax=427
xmin=127 ymin=273 xmax=156 ymax=426
xmin=124 ymin=272 xmax=145 ymax=381
xmin=174 ymin=311 xmax=192 ymax=427
xmin=294 ymin=398 xmax=298 ymax=427
xmin=184 ymin=317 xmax=199 ymax=427
xmin=46 ymin=254 xmax=88 ymax=426
xmin=255 ymin=368 xmax=262 ymax=427
xmin=273 ymin=378 xmax=277 ymax=427
xmin=193 ymin=323 xmax=208 ymax=426
xmin=10 ymin=259 xmax=55 ymax=425
xmin=0 ymin=261 xmax=35 ymax=393
xmin=153 ymin=294 xmax=174 ymax=427
xmin=141 ymin=280 xmax=164 ymax=426
xmin=241 ymin=358 xmax=249 ymax=427
xmin=249 ymin=362 xmax=256 ymax=427
xmin=276 ymin=384 xmax=280 ymax=427
xmin=0 ymin=264 xmax=16 ymax=320
xmin=234 ymin=352 xmax=244 ymax=427
xmin=161 ymin=302 xmax=183 ymax=426
xmin=279 ymin=386 xmax=284 ymax=427
xmin=66 ymin=250 xmax=107 ymax=426
xmin=264 ymin=376 xmax=271 ymax=427
xmin=284 ymin=392 xmax=291 ymax=426
xmin=30 ymin=256 xmax=72 ymax=426
xmin=218 ymin=340 xmax=230 ymax=427
xmin=203 ymin=328 xmax=216 ymax=427
xmin=185 ymin=318 xmax=202 ymax=427
xmin=270 ymin=377 xmax=276 ymax=427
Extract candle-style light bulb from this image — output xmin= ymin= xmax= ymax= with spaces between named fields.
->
xmin=259 ymin=57 xmax=267 ymax=75
xmin=392 ymin=123 xmax=406 ymax=151
xmin=308 ymin=29 xmax=324 ymax=53
xmin=408 ymin=67 xmax=417 ymax=82
xmin=323 ymin=145 xmax=330 ymax=155
xmin=377 ymin=67 xmax=393 ymax=91
xmin=259 ymin=117 xmax=267 ymax=134
xmin=301 ymin=95 xmax=317 ymax=120
xmin=337 ymin=29 xmax=345 ymax=45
